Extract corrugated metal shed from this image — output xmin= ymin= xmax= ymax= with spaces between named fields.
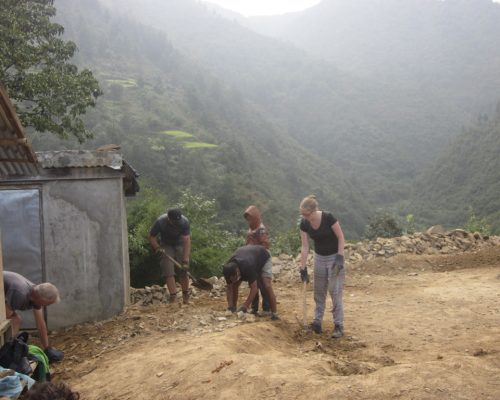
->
xmin=0 ymin=84 xmax=39 ymax=177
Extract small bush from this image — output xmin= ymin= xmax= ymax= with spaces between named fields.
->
xmin=364 ymin=212 xmax=403 ymax=240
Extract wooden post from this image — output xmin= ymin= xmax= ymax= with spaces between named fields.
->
xmin=0 ymin=232 xmax=12 ymax=344
xmin=0 ymin=232 xmax=5 ymax=321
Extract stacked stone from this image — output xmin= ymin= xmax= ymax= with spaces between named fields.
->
xmin=345 ymin=227 xmax=500 ymax=264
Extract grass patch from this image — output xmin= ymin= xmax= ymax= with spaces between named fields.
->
xmin=182 ymin=142 xmax=218 ymax=149
xmin=107 ymin=78 xmax=137 ymax=87
xmin=160 ymin=130 xmax=193 ymax=138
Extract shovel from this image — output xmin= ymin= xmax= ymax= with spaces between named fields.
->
xmin=162 ymin=253 xmax=213 ymax=291
xmin=302 ymin=280 xmax=307 ymax=326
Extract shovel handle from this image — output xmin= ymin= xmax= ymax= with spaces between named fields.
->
xmin=302 ymin=281 xmax=307 ymax=326
xmin=162 ymin=252 xmax=189 ymax=270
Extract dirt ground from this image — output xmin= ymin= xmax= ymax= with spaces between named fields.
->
xmin=48 ymin=246 xmax=500 ymax=400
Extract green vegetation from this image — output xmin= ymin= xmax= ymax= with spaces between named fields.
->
xmin=0 ymin=0 xmax=101 ymax=142
xmin=182 ymin=142 xmax=218 ymax=149
xmin=271 ymin=225 xmax=302 ymax=257
xmin=411 ymin=107 xmax=500 ymax=234
xmin=106 ymin=78 xmax=137 ymax=87
xmin=161 ymin=130 xmax=194 ymax=138
xmin=364 ymin=212 xmax=403 ymax=240
xmin=17 ymin=0 xmax=500 ymax=287
xmin=127 ymin=185 xmax=242 ymax=287
xmin=463 ymin=209 xmax=492 ymax=236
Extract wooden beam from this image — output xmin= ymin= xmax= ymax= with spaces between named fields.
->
xmin=0 ymin=158 xmax=34 ymax=163
xmin=0 ymin=138 xmax=28 ymax=146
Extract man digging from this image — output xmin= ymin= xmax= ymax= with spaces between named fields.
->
xmin=149 ymin=208 xmax=191 ymax=304
xmin=223 ymin=245 xmax=279 ymax=320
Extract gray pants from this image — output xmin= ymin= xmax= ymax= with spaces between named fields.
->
xmin=313 ymin=253 xmax=345 ymax=326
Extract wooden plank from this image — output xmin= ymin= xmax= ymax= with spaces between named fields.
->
xmin=0 ymin=233 xmax=5 ymax=321
xmin=0 ymin=138 xmax=28 ymax=146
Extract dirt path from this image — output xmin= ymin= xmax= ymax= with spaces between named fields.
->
xmin=49 ymin=247 xmax=500 ymax=399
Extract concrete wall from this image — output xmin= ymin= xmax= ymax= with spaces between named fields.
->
xmin=42 ymin=178 xmax=129 ymax=329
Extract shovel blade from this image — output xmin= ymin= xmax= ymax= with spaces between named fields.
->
xmin=190 ymin=274 xmax=213 ymax=290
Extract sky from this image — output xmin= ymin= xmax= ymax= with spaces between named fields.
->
xmin=203 ymin=0 xmax=322 ymax=17
xmin=204 ymin=0 xmax=500 ymax=16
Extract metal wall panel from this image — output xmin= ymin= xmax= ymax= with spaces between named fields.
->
xmin=0 ymin=188 xmax=43 ymax=328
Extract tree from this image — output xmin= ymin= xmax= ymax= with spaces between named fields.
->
xmin=0 ymin=0 xmax=102 ymax=142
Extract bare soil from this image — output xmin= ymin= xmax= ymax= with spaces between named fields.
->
xmin=48 ymin=246 xmax=500 ymax=399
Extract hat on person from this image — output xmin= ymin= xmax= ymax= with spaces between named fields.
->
xmin=167 ymin=208 xmax=182 ymax=222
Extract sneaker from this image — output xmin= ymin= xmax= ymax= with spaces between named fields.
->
xmin=271 ymin=313 xmax=280 ymax=321
xmin=182 ymin=293 xmax=190 ymax=304
xmin=168 ymin=293 xmax=177 ymax=304
xmin=309 ymin=321 xmax=322 ymax=334
xmin=331 ymin=325 xmax=344 ymax=338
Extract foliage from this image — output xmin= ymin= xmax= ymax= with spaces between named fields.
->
xmin=127 ymin=184 xmax=169 ymax=287
xmin=364 ymin=212 xmax=403 ymax=240
xmin=464 ymin=209 xmax=492 ymax=236
xmin=271 ymin=224 xmax=301 ymax=257
xmin=127 ymin=186 xmax=243 ymax=287
xmin=404 ymin=214 xmax=416 ymax=235
xmin=0 ymin=0 xmax=101 ymax=142
xmin=412 ymin=107 xmax=500 ymax=234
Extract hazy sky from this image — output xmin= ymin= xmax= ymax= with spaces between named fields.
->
xmin=204 ymin=0 xmax=322 ymax=16
xmin=205 ymin=0 xmax=500 ymax=16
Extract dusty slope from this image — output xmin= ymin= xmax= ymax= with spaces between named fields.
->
xmin=49 ymin=247 xmax=500 ymax=400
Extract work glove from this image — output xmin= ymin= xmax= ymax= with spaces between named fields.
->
xmin=335 ymin=254 xmax=345 ymax=268
xmin=155 ymin=248 xmax=166 ymax=258
xmin=237 ymin=305 xmax=248 ymax=313
xmin=332 ymin=254 xmax=345 ymax=276
xmin=299 ymin=267 xmax=309 ymax=283
xmin=227 ymin=305 xmax=236 ymax=313
xmin=45 ymin=346 xmax=64 ymax=363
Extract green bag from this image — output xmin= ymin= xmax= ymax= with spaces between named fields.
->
xmin=28 ymin=345 xmax=51 ymax=382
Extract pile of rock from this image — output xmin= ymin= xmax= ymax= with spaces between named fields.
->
xmin=345 ymin=227 xmax=500 ymax=264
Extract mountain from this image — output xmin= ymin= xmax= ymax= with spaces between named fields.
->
xmin=92 ymin=0 xmax=475 ymax=208
xmin=246 ymin=0 xmax=500 ymax=112
xmin=39 ymin=0 xmax=370 ymax=237
xmin=410 ymin=105 xmax=500 ymax=233
xmin=40 ymin=0 xmax=500 ymax=236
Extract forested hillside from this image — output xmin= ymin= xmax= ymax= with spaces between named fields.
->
xmin=410 ymin=105 xmax=500 ymax=233
xmin=28 ymin=0 xmax=500 ymax=236
xmin=90 ymin=0 xmax=500 ymax=208
xmin=247 ymin=0 xmax=500 ymax=114
xmin=38 ymin=0 xmax=369 ymax=237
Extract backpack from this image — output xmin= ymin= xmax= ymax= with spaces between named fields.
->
xmin=0 ymin=332 xmax=32 ymax=376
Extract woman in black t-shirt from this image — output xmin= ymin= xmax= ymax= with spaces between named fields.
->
xmin=299 ymin=195 xmax=346 ymax=338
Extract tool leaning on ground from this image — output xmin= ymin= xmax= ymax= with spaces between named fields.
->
xmin=159 ymin=251 xmax=213 ymax=290
xmin=300 ymin=267 xmax=309 ymax=328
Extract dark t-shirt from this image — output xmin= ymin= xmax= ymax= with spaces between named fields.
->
xmin=3 ymin=271 xmax=41 ymax=311
xmin=300 ymin=211 xmax=339 ymax=256
xmin=149 ymin=214 xmax=190 ymax=246
xmin=228 ymin=245 xmax=270 ymax=284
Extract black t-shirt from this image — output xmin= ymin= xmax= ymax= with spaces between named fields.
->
xmin=300 ymin=211 xmax=339 ymax=256
xmin=149 ymin=214 xmax=190 ymax=246
xmin=229 ymin=245 xmax=270 ymax=284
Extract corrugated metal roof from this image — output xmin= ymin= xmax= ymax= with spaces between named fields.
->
xmin=0 ymin=84 xmax=39 ymax=177
xmin=36 ymin=150 xmax=123 ymax=169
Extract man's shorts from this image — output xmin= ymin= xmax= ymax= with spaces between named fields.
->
xmin=160 ymin=245 xmax=187 ymax=278
xmin=261 ymin=257 xmax=273 ymax=279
